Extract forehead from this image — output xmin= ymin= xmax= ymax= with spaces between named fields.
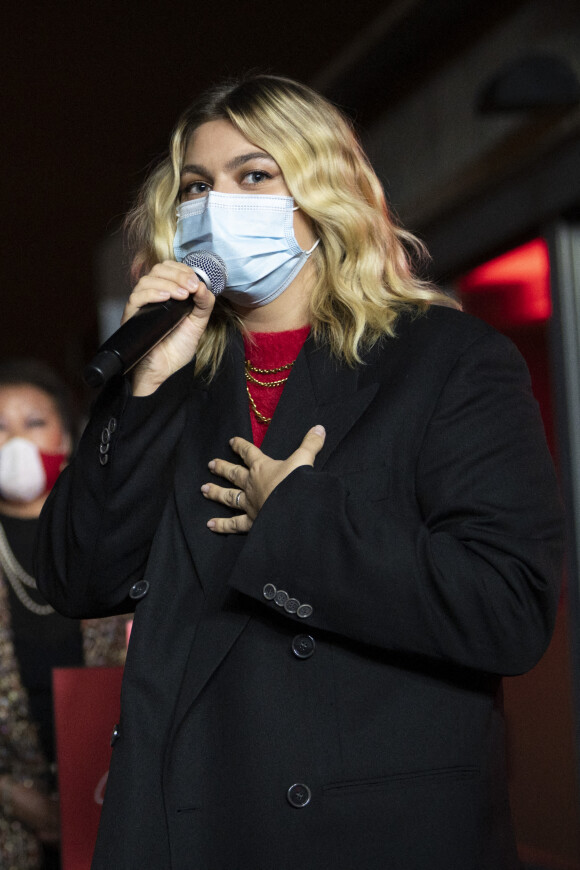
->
xmin=184 ymin=119 xmax=268 ymax=164
xmin=0 ymin=384 xmax=59 ymax=416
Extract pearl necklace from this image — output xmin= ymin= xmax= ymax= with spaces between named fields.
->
xmin=0 ymin=522 xmax=54 ymax=616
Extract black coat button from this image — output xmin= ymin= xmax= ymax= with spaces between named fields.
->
xmin=284 ymin=598 xmax=300 ymax=614
xmin=110 ymin=723 xmax=121 ymax=746
xmin=297 ymin=603 xmax=313 ymax=619
xmin=263 ymin=583 xmax=277 ymax=600
xmin=129 ymin=580 xmax=150 ymax=600
xmin=292 ymin=635 xmax=316 ymax=659
xmin=274 ymin=590 xmax=289 ymax=607
xmin=287 ymin=783 xmax=311 ymax=808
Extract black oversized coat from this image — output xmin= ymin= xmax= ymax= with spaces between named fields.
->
xmin=37 ymin=306 xmax=563 ymax=870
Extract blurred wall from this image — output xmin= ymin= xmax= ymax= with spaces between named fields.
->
xmin=361 ymin=0 xmax=580 ymax=273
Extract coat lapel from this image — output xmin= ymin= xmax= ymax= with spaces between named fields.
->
xmin=261 ymin=335 xmax=380 ymax=468
xmin=171 ymin=333 xmax=380 ymax=727
xmin=174 ymin=332 xmax=251 ymax=591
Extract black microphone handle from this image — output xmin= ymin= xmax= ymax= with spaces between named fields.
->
xmin=83 ymin=296 xmax=194 ymax=388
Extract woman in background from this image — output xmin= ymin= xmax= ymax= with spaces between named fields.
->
xmin=37 ymin=77 xmax=562 ymax=869
xmin=0 ymin=359 xmax=128 ymax=870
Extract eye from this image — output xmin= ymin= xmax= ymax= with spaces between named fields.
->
xmin=179 ymin=180 xmax=211 ymax=201
xmin=242 ymin=170 xmax=272 ymax=186
xmin=26 ymin=418 xmax=47 ymax=429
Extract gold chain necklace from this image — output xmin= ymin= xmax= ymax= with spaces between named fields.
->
xmin=244 ymin=359 xmax=295 ymax=424
xmin=0 ymin=522 xmax=54 ymax=616
xmin=246 ymin=360 xmax=294 ymax=375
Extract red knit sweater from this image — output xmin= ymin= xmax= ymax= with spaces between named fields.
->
xmin=243 ymin=325 xmax=310 ymax=447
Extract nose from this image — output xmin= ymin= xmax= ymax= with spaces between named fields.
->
xmin=211 ymin=177 xmax=239 ymax=195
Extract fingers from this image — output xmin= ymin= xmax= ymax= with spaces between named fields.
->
xmin=203 ymin=427 xmax=325 ymax=536
xmin=207 ymin=458 xmax=249 ymax=488
xmin=291 ymin=425 xmax=326 ymax=466
xmin=202 ymin=484 xmax=252 ymax=533
xmin=202 ymin=464 xmax=252 ymax=534
xmin=207 ymin=513 xmax=253 ymax=534
xmin=123 ymin=260 xmax=208 ymax=323
xmin=228 ymin=436 xmax=262 ymax=466
xmin=126 ymin=260 xmax=218 ymax=396
xmin=201 ymin=482 xmax=244 ymax=511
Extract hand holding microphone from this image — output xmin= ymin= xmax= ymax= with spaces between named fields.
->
xmin=83 ymin=252 xmax=227 ymax=393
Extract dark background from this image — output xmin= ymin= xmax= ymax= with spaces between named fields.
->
xmin=1 ymin=0 xmax=391 ymax=381
xmin=1 ymin=0 xmax=527 ymax=388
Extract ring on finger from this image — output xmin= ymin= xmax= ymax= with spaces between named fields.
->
xmin=235 ymin=491 xmax=243 ymax=508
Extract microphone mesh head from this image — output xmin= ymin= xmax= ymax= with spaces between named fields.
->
xmin=182 ymin=251 xmax=228 ymax=296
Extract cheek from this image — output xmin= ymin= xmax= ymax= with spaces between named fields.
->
xmin=30 ymin=424 xmax=69 ymax=455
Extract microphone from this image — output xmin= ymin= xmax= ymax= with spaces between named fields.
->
xmin=83 ymin=251 xmax=227 ymax=388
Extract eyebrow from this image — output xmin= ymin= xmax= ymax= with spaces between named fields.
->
xmin=181 ymin=152 xmax=277 ymax=177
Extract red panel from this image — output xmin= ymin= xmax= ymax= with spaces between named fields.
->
xmin=458 ymin=238 xmax=551 ymax=328
xmin=53 ymin=666 xmax=124 ymax=870
xmin=457 ymin=238 xmax=555 ymax=458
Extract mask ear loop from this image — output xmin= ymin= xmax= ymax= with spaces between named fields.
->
xmin=292 ymin=205 xmax=320 ymax=255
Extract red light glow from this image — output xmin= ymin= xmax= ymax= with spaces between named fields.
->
xmin=458 ymin=238 xmax=551 ymax=327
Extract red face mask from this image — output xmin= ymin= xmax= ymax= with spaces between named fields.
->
xmin=39 ymin=449 xmax=68 ymax=493
xmin=0 ymin=437 xmax=68 ymax=503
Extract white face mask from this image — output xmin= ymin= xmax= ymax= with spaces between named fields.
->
xmin=0 ymin=437 xmax=64 ymax=503
xmin=173 ymin=192 xmax=319 ymax=307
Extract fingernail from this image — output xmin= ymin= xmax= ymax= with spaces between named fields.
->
xmin=201 ymin=484 xmax=209 ymax=493
xmin=207 ymin=520 xmax=216 ymax=529
xmin=187 ymin=278 xmax=199 ymax=290
xmin=313 ymin=425 xmax=325 ymax=436
xmin=208 ymin=460 xmax=215 ymax=471
xmin=176 ymin=287 xmax=189 ymax=297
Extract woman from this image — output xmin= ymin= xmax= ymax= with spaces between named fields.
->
xmin=0 ymin=359 xmax=128 ymax=870
xmin=37 ymin=76 xmax=563 ymax=869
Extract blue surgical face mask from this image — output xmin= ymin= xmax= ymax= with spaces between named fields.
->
xmin=173 ymin=192 xmax=319 ymax=307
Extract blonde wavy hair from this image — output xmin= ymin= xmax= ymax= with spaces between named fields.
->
xmin=126 ymin=74 xmax=457 ymax=378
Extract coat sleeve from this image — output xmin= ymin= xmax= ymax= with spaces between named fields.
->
xmin=35 ymin=363 xmax=195 ymax=618
xmin=228 ymin=330 xmax=564 ymax=676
